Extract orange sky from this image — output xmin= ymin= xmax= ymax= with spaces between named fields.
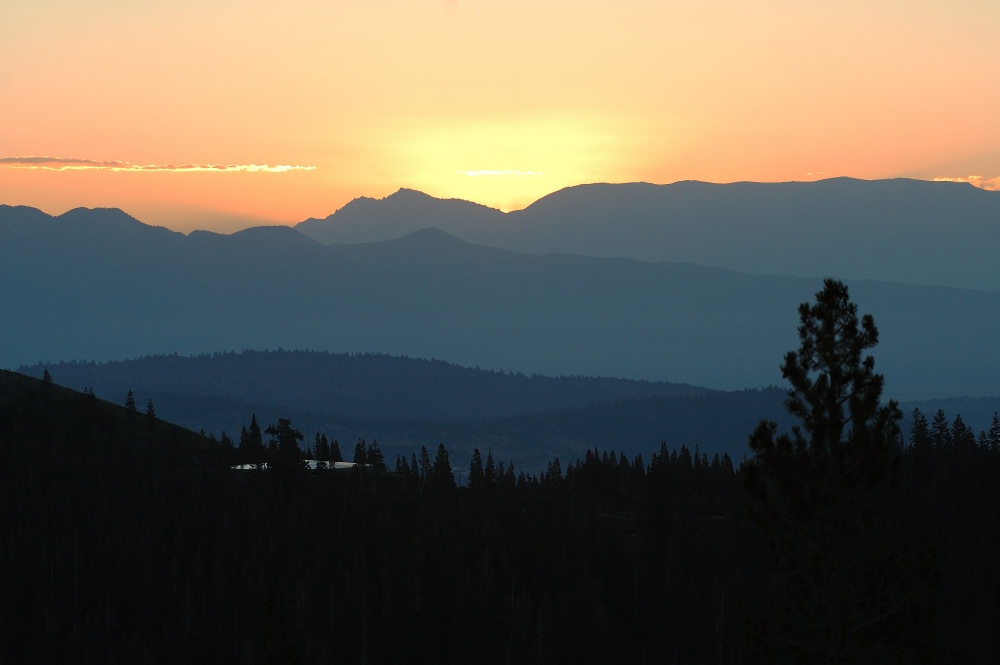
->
xmin=2 ymin=0 xmax=999 ymax=232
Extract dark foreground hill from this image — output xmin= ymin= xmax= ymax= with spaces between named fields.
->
xmin=14 ymin=351 xmax=781 ymax=471
xmin=0 ymin=368 xmax=227 ymax=465
xmin=4 ymin=369 xmax=1000 ymax=662
xmin=4 ymin=205 xmax=1000 ymax=398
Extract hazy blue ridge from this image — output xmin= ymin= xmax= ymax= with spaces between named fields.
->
xmin=17 ymin=350 xmax=705 ymax=422
xmin=295 ymin=178 xmax=1000 ymax=291
xmin=4 ymin=197 xmax=1000 ymax=400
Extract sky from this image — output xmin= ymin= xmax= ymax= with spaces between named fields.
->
xmin=2 ymin=0 xmax=999 ymax=233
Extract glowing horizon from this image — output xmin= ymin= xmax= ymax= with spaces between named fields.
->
xmin=2 ymin=0 xmax=998 ymax=232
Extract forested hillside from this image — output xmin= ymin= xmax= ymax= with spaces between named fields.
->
xmin=3 ymin=366 xmax=1000 ymax=662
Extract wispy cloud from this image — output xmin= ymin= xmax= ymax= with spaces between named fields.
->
xmin=932 ymin=175 xmax=1000 ymax=191
xmin=0 ymin=156 xmax=316 ymax=173
xmin=458 ymin=169 xmax=543 ymax=177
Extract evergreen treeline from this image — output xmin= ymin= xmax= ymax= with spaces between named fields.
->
xmin=3 ymin=367 xmax=1000 ymax=663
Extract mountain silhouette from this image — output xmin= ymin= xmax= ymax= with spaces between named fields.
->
xmin=297 ymin=188 xmax=505 ymax=245
xmin=3 ymin=203 xmax=1000 ymax=398
xmin=295 ymin=178 xmax=1000 ymax=291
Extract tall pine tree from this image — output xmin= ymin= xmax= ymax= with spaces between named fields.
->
xmin=744 ymin=279 xmax=937 ymax=664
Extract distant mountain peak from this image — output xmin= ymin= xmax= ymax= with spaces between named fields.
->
xmin=330 ymin=188 xmax=440 ymax=213
xmin=384 ymin=187 xmax=502 ymax=212
xmin=0 ymin=204 xmax=52 ymax=226
xmin=0 ymin=204 xmax=145 ymax=227
xmin=295 ymin=187 xmax=507 ymax=246
xmin=56 ymin=206 xmax=163 ymax=232
xmin=0 ymin=205 xmax=183 ymax=239
xmin=60 ymin=206 xmax=137 ymax=219
xmin=387 ymin=187 xmax=435 ymax=200
xmin=0 ymin=203 xmax=47 ymax=214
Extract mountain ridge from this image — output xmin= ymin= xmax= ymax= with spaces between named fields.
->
xmin=296 ymin=178 xmax=1000 ymax=291
xmin=4 ymin=197 xmax=1000 ymax=398
xmin=297 ymin=187 xmax=507 ymax=246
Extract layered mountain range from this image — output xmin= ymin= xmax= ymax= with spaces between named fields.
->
xmin=0 ymin=179 xmax=1000 ymax=460
xmin=299 ymin=178 xmax=1000 ymax=291
xmin=3 ymin=178 xmax=999 ymax=404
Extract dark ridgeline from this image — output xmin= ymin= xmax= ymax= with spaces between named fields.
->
xmin=18 ymin=351 xmax=1000 ymax=477
xmin=17 ymin=349 xmax=705 ymax=422
xmin=18 ymin=350 xmax=776 ymax=473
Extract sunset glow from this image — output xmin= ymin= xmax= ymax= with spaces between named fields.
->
xmin=2 ymin=0 xmax=998 ymax=231
xmin=933 ymin=176 xmax=1000 ymax=191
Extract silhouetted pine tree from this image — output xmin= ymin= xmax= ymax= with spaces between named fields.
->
xmin=989 ymin=412 xmax=1000 ymax=454
xmin=468 ymin=448 xmax=485 ymax=494
xmin=431 ymin=444 xmax=455 ymax=490
xmin=744 ymin=279 xmax=938 ymax=664
xmin=352 ymin=439 xmax=368 ymax=466
xmin=265 ymin=418 xmax=305 ymax=471
xmin=366 ymin=440 xmax=386 ymax=472
xmin=910 ymin=408 xmax=931 ymax=452
xmin=930 ymin=409 xmax=951 ymax=450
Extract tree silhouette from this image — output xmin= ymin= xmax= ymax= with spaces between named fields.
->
xmin=909 ymin=408 xmax=930 ymax=452
xmin=744 ymin=279 xmax=936 ymax=664
xmin=418 ymin=445 xmax=432 ymax=480
xmin=366 ymin=440 xmax=386 ymax=473
xmin=313 ymin=433 xmax=330 ymax=468
xmin=239 ymin=414 xmax=266 ymax=466
xmin=265 ymin=418 xmax=305 ymax=470
xmin=951 ymin=413 xmax=975 ymax=453
xmin=468 ymin=448 xmax=485 ymax=493
xmin=352 ymin=439 xmax=368 ymax=466
xmin=989 ymin=412 xmax=1000 ymax=454
xmin=329 ymin=439 xmax=343 ymax=464
xmin=930 ymin=409 xmax=951 ymax=450
xmin=431 ymin=443 xmax=455 ymax=490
